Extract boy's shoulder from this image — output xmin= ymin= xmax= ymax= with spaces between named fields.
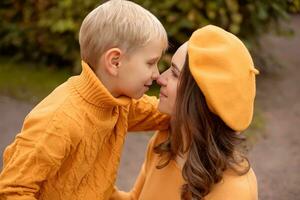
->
xmin=24 ymin=81 xmax=85 ymax=144
xmin=29 ymin=80 xmax=81 ymax=117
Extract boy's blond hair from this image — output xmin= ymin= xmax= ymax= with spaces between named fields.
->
xmin=79 ymin=0 xmax=168 ymax=69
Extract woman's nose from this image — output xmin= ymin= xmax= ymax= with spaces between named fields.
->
xmin=156 ymin=71 xmax=167 ymax=86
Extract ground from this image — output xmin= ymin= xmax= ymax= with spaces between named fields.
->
xmin=247 ymin=15 xmax=300 ymax=200
xmin=0 ymin=16 xmax=300 ymax=199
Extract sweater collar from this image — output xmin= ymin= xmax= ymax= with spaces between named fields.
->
xmin=71 ymin=60 xmax=131 ymax=107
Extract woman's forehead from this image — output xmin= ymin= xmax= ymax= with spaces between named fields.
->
xmin=172 ymin=42 xmax=188 ymax=71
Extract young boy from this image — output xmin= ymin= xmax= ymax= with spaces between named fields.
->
xmin=0 ymin=0 xmax=169 ymax=199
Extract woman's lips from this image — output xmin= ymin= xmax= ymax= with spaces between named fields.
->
xmin=159 ymin=91 xmax=167 ymax=98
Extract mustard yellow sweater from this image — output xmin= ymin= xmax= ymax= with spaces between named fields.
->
xmin=0 ymin=61 xmax=169 ymax=200
xmin=111 ymin=131 xmax=258 ymax=200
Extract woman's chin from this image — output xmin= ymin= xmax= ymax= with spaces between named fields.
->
xmin=158 ymin=103 xmax=171 ymax=115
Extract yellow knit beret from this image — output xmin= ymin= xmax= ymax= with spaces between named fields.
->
xmin=188 ymin=25 xmax=259 ymax=132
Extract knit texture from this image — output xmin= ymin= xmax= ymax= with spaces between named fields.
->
xmin=0 ymin=61 xmax=169 ymax=200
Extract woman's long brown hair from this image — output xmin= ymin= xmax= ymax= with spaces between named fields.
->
xmin=154 ymin=55 xmax=250 ymax=200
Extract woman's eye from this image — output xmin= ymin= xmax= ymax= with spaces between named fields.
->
xmin=171 ymin=69 xmax=178 ymax=78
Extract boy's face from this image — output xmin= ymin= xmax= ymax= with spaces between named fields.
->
xmin=116 ymin=39 xmax=164 ymax=99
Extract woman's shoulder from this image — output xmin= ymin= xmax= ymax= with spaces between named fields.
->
xmin=143 ymin=130 xmax=170 ymax=162
xmin=206 ymin=166 xmax=258 ymax=200
xmin=141 ymin=130 xmax=170 ymax=172
xmin=223 ymin=167 xmax=257 ymax=192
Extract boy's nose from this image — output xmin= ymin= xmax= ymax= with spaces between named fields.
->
xmin=151 ymin=67 xmax=160 ymax=80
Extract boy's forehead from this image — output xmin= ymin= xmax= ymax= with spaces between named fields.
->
xmin=134 ymin=39 xmax=166 ymax=57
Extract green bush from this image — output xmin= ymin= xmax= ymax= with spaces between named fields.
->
xmin=289 ymin=0 xmax=300 ymax=13
xmin=0 ymin=0 xmax=298 ymax=70
xmin=0 ymin=0 xmax=99 ymax=68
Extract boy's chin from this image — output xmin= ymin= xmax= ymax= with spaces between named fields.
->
xmin=132 ymin=89 xmax=150 ymax=99
xmin=129 ymin=92 xmax=144 ymax=100
xmin=124 ymin=87 xmax=150 ymax=99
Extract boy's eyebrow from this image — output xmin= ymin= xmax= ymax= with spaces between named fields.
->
xmin=171 ymin=62 xmax=180 ymax=72
xmin=148 ymin=56 xmax=160 ymax=63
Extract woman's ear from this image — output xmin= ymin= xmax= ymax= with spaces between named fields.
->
xmin=103 ymin=48 xmax=122 ymax=76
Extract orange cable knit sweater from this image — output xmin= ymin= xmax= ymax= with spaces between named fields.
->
xmin=0 ymin=61 xmax=169 ymax=200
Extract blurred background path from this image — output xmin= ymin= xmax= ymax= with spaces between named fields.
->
xmin=248 ymin=16 xmax=300 ymax=200
xmin=1 ymin=15 xmax=300 ymax=200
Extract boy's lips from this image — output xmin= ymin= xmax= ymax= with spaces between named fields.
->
xmin=144 ymin=84 xmax=151 ymax=91
xmin=144 ymin=83 xmax=152 ymax=89
xmin=144 ymin=82 xmax=152 ymax=87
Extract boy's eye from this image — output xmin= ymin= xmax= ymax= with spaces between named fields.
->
xmin=147 ymin=61 xmax=157 ymax=67
xmin=147 ymin=57 xmax=160 ymax=67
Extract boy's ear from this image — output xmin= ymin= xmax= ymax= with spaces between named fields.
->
xmin=103 ymin=48 xmax=122 ymax=76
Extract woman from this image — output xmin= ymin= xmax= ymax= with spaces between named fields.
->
xmin=111 ymin=25 xmax=259 ymax=200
